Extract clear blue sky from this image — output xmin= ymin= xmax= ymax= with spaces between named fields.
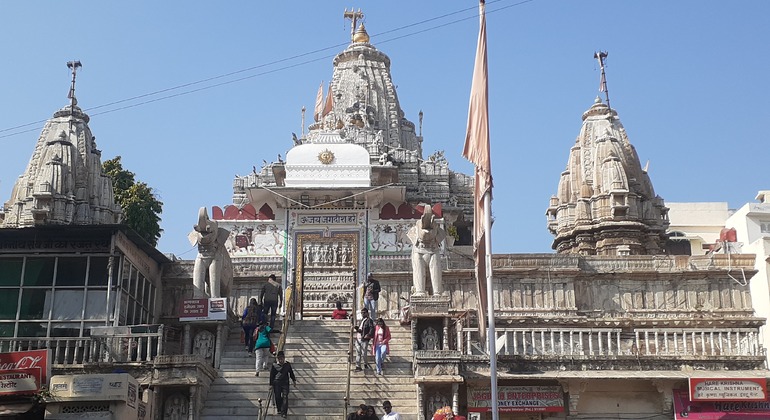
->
xmin=1 ymin=1 xmax=768 ymax=258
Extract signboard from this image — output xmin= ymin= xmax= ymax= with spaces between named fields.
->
xmin=468 ymin=386 xmax=564 ymax=413
xmin=179 ymin=298 xmax=228 ymax=322
xmin=50 ymin=373 xmax=138 ymax=402
xmin=690 ymin=378 xmax=767 ymax=402
xmin=0 ymin=349 xmax=49 ymax=395
xmin=674 ymin=389 xmax=770 ymax=419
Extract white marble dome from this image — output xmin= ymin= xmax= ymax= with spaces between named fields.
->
xmin=284 ymin=131 xmax=371 ymax=187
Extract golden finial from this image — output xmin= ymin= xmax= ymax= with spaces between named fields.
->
xmin=353 ymin=23 xmax=370 ymax=43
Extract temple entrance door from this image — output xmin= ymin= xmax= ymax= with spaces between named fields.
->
xmin=296 ymin=233 xmax=359 ymax=317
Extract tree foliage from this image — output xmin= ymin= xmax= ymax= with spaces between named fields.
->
xmin=103 ymin=156 xmax=163 ymax=247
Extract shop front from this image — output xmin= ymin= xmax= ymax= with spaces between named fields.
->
xmin=674 ymin=378 xmax=770 ymax=419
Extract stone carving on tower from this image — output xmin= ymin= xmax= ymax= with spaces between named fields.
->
xmin=546 ymin=95 xmax=669 ymax=255
xmin=230 ymin=11 xmax=474 ymax=242
xmin=0 ymin=61 xmax=122 ymax=228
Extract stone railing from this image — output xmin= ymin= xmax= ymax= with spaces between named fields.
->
xmin=462 ymin=327 xmax=765 ymax=358
xmin=0 ymin=325 xmax=165 ymax=368
xmin=489 ymin=253 xmax=756 ymax=273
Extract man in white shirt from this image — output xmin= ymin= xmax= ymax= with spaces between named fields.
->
xmin=382 ymin=400 xmax=402 ymax=420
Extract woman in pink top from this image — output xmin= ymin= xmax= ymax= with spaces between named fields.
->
xmin=372 ymin=317 xmax=391 ymax=375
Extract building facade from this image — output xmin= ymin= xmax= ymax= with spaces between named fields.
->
xmin=0 ymin=10 xmax=768 ymax=420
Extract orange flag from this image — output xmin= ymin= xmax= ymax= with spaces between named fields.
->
xmin=462 ymin=0 xmax=492 ymax=343
xmin=322 ymin=82 xmax=333 ymax=117
xmin=314 ymin=81 xmax=324 ymax=122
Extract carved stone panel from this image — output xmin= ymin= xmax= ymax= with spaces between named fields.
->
xmin=163 ymin=393 xmax=189 ymax=420
xmin=192 ymin=330 xmax=215 ymax=366
xmin=296 ymin=232 xmax=359 ymax=315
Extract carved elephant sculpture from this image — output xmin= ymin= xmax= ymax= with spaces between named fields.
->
xmin=190 ymin=207 xmax=232 ymax=298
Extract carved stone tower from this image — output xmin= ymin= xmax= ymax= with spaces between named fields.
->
xmin=0 ymin=65 xmax=121 ymax=227
xmin=546 ymin=97 xmax=669 ymax=255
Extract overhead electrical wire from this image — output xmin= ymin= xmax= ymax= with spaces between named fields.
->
xmin=0 ymin=0 xmax=536 ymax=140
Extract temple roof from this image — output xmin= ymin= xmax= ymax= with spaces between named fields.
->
xmin=233 ymin=12 xmax=474 ymax=226
xmin=546 ymin=97 xmax=669 ymax=255
xmin=0 ymin=91 xmax=121 ymax=228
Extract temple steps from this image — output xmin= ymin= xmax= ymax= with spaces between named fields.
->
xmin=200 ymin=319 xmax=418 ymax=419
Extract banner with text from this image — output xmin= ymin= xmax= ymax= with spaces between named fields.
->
xmin=690 ymin=378 xmax=767 ymax=402
xmin=179 ymin=298 xmax=228 ymax=322
xmin=468 ymin=386 xmax=564 ymax=413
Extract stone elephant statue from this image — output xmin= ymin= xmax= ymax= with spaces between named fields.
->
xmin=189 ymin=207 xmax=232 ymax=298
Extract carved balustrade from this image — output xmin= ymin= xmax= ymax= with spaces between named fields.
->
xmin=462 ymin=326 xmax=765 ymax=359
xmin=0 ymin=325 xmax=165 ymax=367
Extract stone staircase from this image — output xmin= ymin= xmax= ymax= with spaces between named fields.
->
xmin=201 ymin=319 xmax=417 ymax=419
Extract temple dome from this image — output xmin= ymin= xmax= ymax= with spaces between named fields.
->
xmin=0 ymin=101 xmax=121 ymax=227
xmin=546 ymin=98 xmax=669 ymax=255
xmin=284 ymin=131 xmax=371 ymax=188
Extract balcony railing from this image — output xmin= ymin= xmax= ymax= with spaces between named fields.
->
xmin=0 ymin=325 xmax=164 ymax=367
xmin=463 ymin=327 xmax=764 ymax=358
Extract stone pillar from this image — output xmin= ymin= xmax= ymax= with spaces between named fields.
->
xmin=452 ymin=383 xmax=459 ymax=416
xmin=443 ymin=318 xmax=450 ymax=350
xmin=183 ymin=324 xmax=192 ymax=355
xmin=188 ymin=386 xmax=197 ymax=420
xmin=456 ymin=317 xmax=463 ymax=352
xmin=652 ymin=380 xmax=674 ymax=413
xmin=215 ymin=323 xmax=225 ymax=369
xmin=559 ymin=380 xmax=586 ymax=417
xmin=417 ymin=383 xmax=425 ymax=420
xmin=153 ymin=390 xmax=161 ymax=420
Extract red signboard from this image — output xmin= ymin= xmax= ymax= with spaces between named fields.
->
xmin=179 ymin=298 xmax=208 ymax=318
xmin=674 ymin=389 xmax=770 ymax=419
xmin=0 ymin=349 xmax=50 ymax=395
xmin=690 ymin=378 xmax=767 ymax=402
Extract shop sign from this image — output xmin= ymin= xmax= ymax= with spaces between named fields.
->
xmin=690 ymin=378 xmax=767 ymax=401
xmin=179 ymin=298 xmax=228 ymax=322
xmin=0 ymin=349 xmax=49 ymax=395
xmin=674 ymin=389 xmax=770 ymax=419
xmin=468 ymin=385 xmax=564 ymax=412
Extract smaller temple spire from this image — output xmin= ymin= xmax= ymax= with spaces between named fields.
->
xmin=594 ymin=51 xmax=611 ymax=112
xmin=343 ymin=8 xmax=364 ymax=42
xmin=66 ymin=60 xmax=82 ymax=108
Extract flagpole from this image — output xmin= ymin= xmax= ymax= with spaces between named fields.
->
xmin=483 ymin=192 xmax=499 ymax=420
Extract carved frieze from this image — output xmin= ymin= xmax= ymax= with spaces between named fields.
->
xmin=411 ymin=295 xmax=451 ymax=316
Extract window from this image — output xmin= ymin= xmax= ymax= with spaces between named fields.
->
xmin=0 ymin=291 xmax=19 ymax=320
xmin=56 ymin=257 xmax=87 ymax=286
xmin=23 ymin=258 xmax=54 ymax=286
xmin=0 ymin=258 xmax=22 ymax=287
xmin=760 ymin=222 xmax=770 ymax=233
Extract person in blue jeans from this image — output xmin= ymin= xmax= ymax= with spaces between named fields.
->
xmin=241 ymin=298 xmax=262 ymax=355
xmin=372 ymin=317 xmax=391 ymax=375
xmin=363 ymin=273 xmax=381 ymax=317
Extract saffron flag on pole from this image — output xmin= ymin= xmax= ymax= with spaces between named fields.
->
xmin=322 ymin=82 xmax=333 ymax=117
xmin=314 ymin=81 xmax=324 ymax=122
xmin=463 ymin=0 xmax=492 ymax=343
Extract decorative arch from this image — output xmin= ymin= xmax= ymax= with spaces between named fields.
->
xmin=379 ymin=203 xmax=396 ymax=220
xmin=211 ymin=206 xmax=224 ymax=220
xmin=396 ymin=203 xmax=414 ymax=219
xmin=257 ymin=203 xmax=275 ymax=220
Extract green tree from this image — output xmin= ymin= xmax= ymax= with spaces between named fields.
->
xmin=103 ymin=156 xmax=163 ymax=246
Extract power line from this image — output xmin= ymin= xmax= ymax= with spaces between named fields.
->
xmin=0 ymin=0 xmax=536 ymax=140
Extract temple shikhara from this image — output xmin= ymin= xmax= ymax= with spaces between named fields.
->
xmin=0 ymin=8 xmax=769 ymax=420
